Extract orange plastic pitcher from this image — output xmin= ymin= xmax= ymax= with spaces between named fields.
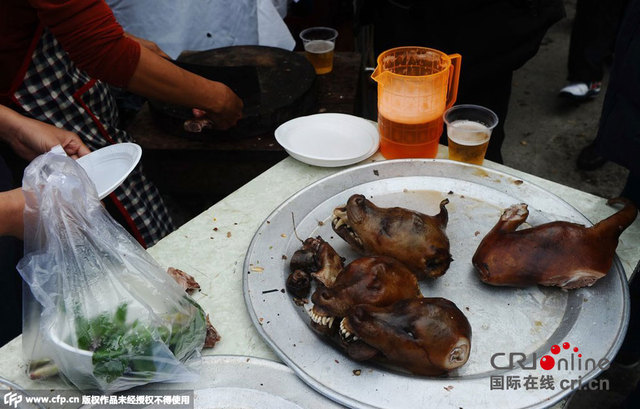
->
xmin=372 ymin=47 xmax=461 ymax=159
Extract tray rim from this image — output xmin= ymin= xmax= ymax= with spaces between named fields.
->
xmin=243 ymin=158 xmax=630 ymax=409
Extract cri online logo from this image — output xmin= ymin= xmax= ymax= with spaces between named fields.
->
xmin=539 ymin=341 xmax=608 ymax=371
xmin=491 ymin=341 xmax=610 ymax=371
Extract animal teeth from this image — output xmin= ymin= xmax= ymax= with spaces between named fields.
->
xmin=339 ymin=319 xmax=358 ymax=341
xmin=332 ymin=208 xmax=349 ymax=230
xmin=306 ymin=308 xmax=318 ymax=324
xmin=306 ymin=308 xmax=334 ymax=327
xmin=347 ymin=230 xmax=363 ymax=246
xmin=333 ymin=208 xmax=347 ymax=218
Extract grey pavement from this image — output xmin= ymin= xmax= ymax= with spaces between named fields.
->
xmin=504 ymin=0 xmax=628 ymax=201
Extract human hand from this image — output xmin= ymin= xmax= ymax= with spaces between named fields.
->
xmin=0 ymin=106 xmax=90 ymax=160
xmin=196 ymin=82 xmax=244 ymax=130
xmin=124 ymin=32 xmax=171 ymax=59
xmin=127 ymin=47 xmax=243 ymax=131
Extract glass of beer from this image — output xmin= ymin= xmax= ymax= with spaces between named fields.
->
xmin=444 ymin=104 xmax=499 ymax=165
xmin=300 ymin=27 xmax=338 ymax=75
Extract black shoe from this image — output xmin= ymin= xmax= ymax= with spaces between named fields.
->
xmin=577 ymin=143 xmax=607 ymax=170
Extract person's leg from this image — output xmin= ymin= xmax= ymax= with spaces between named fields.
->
xmin=613 ymin=171 xmax=640 ymax=373
xmin=621 ymin=171 xmax=640 ymax=207
xmin=567 ymin=0 xmax=628 ymax=83
xmin=615 ymin=259 xmax=640 ymax=408
xmin=562 ymin=0 xmax=629 ymax=100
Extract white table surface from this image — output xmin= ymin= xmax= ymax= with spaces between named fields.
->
xmin=1 ymin=147 xmax=638 ymax=407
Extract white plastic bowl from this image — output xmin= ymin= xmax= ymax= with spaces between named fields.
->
xmin=275 ymin=113 xmax=379 ymax=167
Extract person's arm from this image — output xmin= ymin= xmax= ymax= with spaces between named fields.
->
xmin=123 ymin=31 xmax=170 ymax=59
xmin=0 ymin=188 xmax=25 ymax=239
xmin=29 ymin=0 xmax=243 ymax=130
xmin=0 ymin=105 xmax=90 ymax=160
xmin=127 ymin=46 xmax=243 ymax=130
xmin=0 ymin=105 xmax=90 ymax=239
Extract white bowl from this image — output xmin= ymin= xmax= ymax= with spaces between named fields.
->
xmin=275 ymin=113 xmax=379 ymax=167
xmin=48 ymin=328 xmax=95 ymax=387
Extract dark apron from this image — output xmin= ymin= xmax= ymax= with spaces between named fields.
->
xmin=0 ymin=155 xmax=22 ymax=345
xmin=8 ymin=27 xmax=173 ymax=247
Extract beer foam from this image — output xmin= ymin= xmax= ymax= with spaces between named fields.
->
xmin=378 ymin=94 xmax=444 ymax=123
xmin=447 ymin=120 xmax=491 ymax=146
xmin=304 ymin=40 xmax=335 ymax=54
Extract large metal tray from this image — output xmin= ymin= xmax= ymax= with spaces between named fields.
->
xmin=188 ymin=355 xmax=345 ymax=409
xmin=243 ymin=159 xmax=630 ymax=409
xmin=78 ymin=355 xmax=345 ymax=409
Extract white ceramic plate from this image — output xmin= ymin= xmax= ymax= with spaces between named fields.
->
xmin=77 ymin=143 xmax=142 ymax=199
xmin=275 ymin=113 xmax=379 ymax=167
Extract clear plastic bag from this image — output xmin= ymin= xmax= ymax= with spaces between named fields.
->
xmin=17 ymin=148 xmax=205 ymax=392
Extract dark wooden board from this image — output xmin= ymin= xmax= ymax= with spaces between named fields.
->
xmin=149 ymin=45 xmax=317 ymax=139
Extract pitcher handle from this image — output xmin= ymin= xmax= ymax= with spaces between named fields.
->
xmin=446 ymin=53 xmax=462 ymax=109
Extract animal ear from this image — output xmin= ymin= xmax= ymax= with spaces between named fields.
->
xmin=496 ymin=203 xmax=529 ymax=232
xmin=435 ymin=198 xmax=450 ymax=227
xmin=366 ymin=277 xmax=382 ymax=291
xmin=412 ymin=214 xmax=425 ymax=230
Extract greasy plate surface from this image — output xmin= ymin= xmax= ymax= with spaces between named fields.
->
xmin=243 ymin=159 xmax=629 ymax=409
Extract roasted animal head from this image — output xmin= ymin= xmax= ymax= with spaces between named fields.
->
xmin=472 ymin=198 xmax=638 ymax=289
xmin=339 ymin=297 xmax=472 ymax=376
xmin=289 ymin=236 xmax=345 ymax=289
xmin=308 ymin=257 xmax=421 ymax=333
xmin=332 ymin=194 xmax=452 ymax=279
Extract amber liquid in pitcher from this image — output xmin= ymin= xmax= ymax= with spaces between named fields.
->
xmin=378 ymin=113 xmax=443 ymax=159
